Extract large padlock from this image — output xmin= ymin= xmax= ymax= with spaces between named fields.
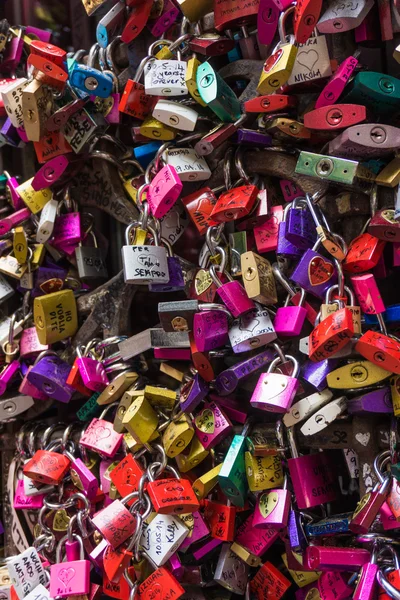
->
xmin=250 ymin=355 xmax=300 ymax=413
xmin=122 ymin=222 xmax=169 ymax=285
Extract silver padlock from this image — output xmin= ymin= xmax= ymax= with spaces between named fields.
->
xmin=122 ymin=222 xmax=169 ymax=285
xmin=152 ymin=99 xmax=198 ymax=131
xmin=75 ymin=231 xmax=108 ymax=281
xmin=287 ymin=29 xmax=332 ymax=86
xmin=145 ymin=59 xmax=188 ymax=96
xmin=0 ymin=272 xmax=14 ymax=303
xmin=317 ymin=0 xmax=374 ymax=33
xmin=228 ymin=305 xmax=277 ymax=353
xmin=36 ymin=198 xmax=58 ymax=243
xmin=164 ymin=147 xmax=211 ymax=182
xmin=214 ymin=543 xmax=249 ymax=596
xmin=1 ymin=78 xmax=30 ymax=129
xmin=140 ymin=513 xmax=189 ymax=566
xmin=283 ymin=388 xmax=333 ymax=427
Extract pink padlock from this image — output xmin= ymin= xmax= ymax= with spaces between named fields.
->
xmin=252 ymin=477 xmax=291 ymax=529
xmin=193 ymin=308 xmax=229 ymax=352
xmin=147 ymin=165 xmax=183 ymax=219
xmin=31 ymin=155 xmax=71 ymax=191
xmin=76 ymin=345 xmax=109 ymax=392
xmin=180 ymin=511 xmax=210 ymax=550
xmin=250 ymin=356 xmax=299 ymax=413
xmin=210 ymin=264 xmax=255 ymax=318
xmin=14 ymin=478 xmax=45 ymax=510
xmin=20 ymin=326 xmax=49 ymax=359
xmin=81 ymin=418 xmax=123 ymax=458
xmin=65 ymin=450 xmax=99 ymax=501
xmin=315 ymin=55 xmax=359 ymax=109
xmin=193 ymin=401 xmax=233 ymax=450
xmin=0 ymin=360 xmax=20 ymax=396
xmin=257 ymin=0 xmax=280 ymax=45
xmin=4 ymin=171 xmax=24 ymax=209
xmin=274 ymin=289 xmax=307 ymax=337
xmin=92 ymin=499 xmax=136 ymax=549
xmin=254 ymin=205 xmax=283 ymax=253
xmin=50 ymin=536 xmax=90 ymax=598
xmin=351 ymin=273 xmax=385 ymax=315
xmin=0 ymin=207 xmax=31 ymax=235
xmin=234 ymin=513 xmax=279 ymax=560
xmin=52 ymin=212 xmax=82 ymax=248
xmin=280 ymin=180 xmax=303 ymax=203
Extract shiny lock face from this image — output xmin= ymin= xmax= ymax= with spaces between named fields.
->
xmin=257 ymin=44 xmax=298 ymax=95
xmin=326 ymin=361 xmax=392 ymax=389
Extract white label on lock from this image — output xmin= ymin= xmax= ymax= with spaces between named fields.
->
xmin=1 ymin=78 xmax=29 ymax=128
xmin=0 ymin=274 xmax=14 ymax=303
xmin=7 ymin=547 xmax=47 ymax=599
xmin=165 ymin=148 xmax=211 ymax=182
xmin=283 ymin=389 xmax=333 ymax=428
xmin=140 ymin=513 xmax=188 ymax=566
xmin=36 ymin=199 xmax=58 ymax=243
xmin=23 ymin=584 xmax=51 ymax=600
xmin=62 ymin=108 xmax=97 ymax=153
xmin=144 ymin=60 xmax=188 ymax=96
xmin=343 ymin=448 xmax=359 ymax=480
xmin=287 ymin=35 xmax=332 ymax=86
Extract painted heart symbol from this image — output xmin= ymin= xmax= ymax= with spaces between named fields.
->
xmin=195 ymin=409 xmax=215 ymax=434
xmin=163 ymin=210 xmax=179 ymax=230
xmin=355 ymin=432 xmax=370 ymax=447
xmin=308 ymin=256 xmax=334 ymax=286
xmin=259 ymin=491 xmax=279 ymax=518
xmin=145 ymin=583 xmax=163 ymax=600
xmin=58 ymin=567 xmax=75 ymax=587
xmin=95 ymin=425 xmax=111 ymax=441
xmin=296 ymin=49 xmax=319 ymax=72
xmin=239 ymin=316 xmax=260 ymax=333
xmin=195 ymin=269 xmax=212 ymax=295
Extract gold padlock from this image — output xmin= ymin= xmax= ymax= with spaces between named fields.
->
xmin=231 ymin=542 xmax=261 ymax=567
xmin=162 ymin=413 xmax=195 ymax=458
xmin=16 ymin=178 xmax=52 ymax=214
xmin=31 ymin=244 xmax=46 ymax=269
xmin=13 ymin=227 xmax=28 ymax=265
xmin=192 ymin=463 xmax=222 ymax=499
xmin=175 ymin=436 xmax=209 ymax=473
xmin=144 ymin=385 xmax=177 ymax=409
xmin=0 ymin=253 xmax=27 ymax=279
xmin=22 ymin=79 xmax=53 ymax=141
xmin=241 ymin=251 xmax=277 ymax=304
xmin=122 ymin=395 xmax=159 ymax=444
xmin=114 ymin=389 xmax=144 ymax=434
xmin=97 ymin=372 xmax=139 ymax=406
xmin=375 ymin=157 xmax=400 ymax=187
xmin=140 ymin=116 xmax=176 ymax=141
xmin=33 ymin=289 xmax=78 ymax=344
xmin=185 ymin=57 xmax=207 ymax=107
xmin=245 ymin=452 xmax=283 ymax=492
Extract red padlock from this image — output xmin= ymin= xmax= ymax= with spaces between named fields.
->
xmin=23 ymin=449 xmax=71 ymax=485
xmin=138 ymin=567 xmax=185 ymax=600
xmin=210 ymin=185 xmax=259 ymax=223
xmin=203 ymin=499 xmax=237 ymax=541
xmin=121 ymin=0 xmax=153 ymax=43
xmin=309 ymin=307 xmax=354 ymax=362
xmin=344 ymin=233 xmax=385 ymax=273
xmin=182 ymin=187 xmax=219 ymax=235
xmin=303 ymin=104 xmax=367 ymax=131
xmin=109 ymin=454 xmax=145 ymax=497
xmin=294 ymin=0 xmax=323 ymax=43
xmin=30 ymin=40 xmax=67 ymax=69
xmin=146 ymin=465 xmax=200 ymax=515
xmin=27 ymin=54 xmax=68 ymax=91
xmin=244 ymin=94 xmax=297 ymax=113
xmin=356 ymin=331 xmax=400 ymax=375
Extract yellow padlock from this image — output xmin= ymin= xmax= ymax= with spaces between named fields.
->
xmin=192 ymin=463 xmax=222 ymax=499
xmin=140 ymin=116 xmax=176 ymax=141
xmin=124 ymin=431 xmax=159 ymax=451
xmin=175 ymin=436 xmax=209 ymax=473
xmin=16 ymin=178 xmax=52 ymax=214
xmin=33 ymin=289 xmax=78 ymax=344
xmin=13 ymin=227 xmax=28 ymax=265
xmin=31 ymin=244 xmax=46 ymax=269
xmin=326 ymin=361 xmax=391 ymax=390
xmin=162 ymin=414 xmax=195 ymax=458
xmin=185 ymin=57 xmax=207 ymax=107
xmin=231 ymin=542 xmax=261 ymax=568
xmin=245 ymin=452 xmax=283 ymax=492
xmin=281 ymin=553 xmax=321 ymax=587
xmin=144 ymin=385 xmax=177 ymax=409
xmin=97 ymin=372 xmax=138 ymax=406
xmin=391 ymin=375 xmax=400 ymax=417
xmin=241 ymin=251 xmax=277 ymax=304
xmin=122 ymin=395 xmax=159 ymax=444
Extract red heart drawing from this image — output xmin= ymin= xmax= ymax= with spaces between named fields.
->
xmin=308 ymin=256 xmax=334 ymax=286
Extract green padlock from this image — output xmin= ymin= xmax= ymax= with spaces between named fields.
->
xmin=218 ymin=421 xmax=252 ymax=507
xmin=295 ymin=151 xmax=358 ymax=185
xmin=343 ymin=72 xmax=400 ymax=116
xmin=196 ymin=62 xmax=241 ymax=123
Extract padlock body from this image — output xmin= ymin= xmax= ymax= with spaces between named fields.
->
xmin=50 ymin=560 xmax=90 ymax=598
xmin=34 ymin=289 xmax=78 ymax=344
xmin=193 ymin=310 xmax=229 ymax=352
xmin=122 ymin=244 xmax=169 ymax=285
xmin=147 ymin=477 xmax=200 ymax=514
xmin=356 ymin=331 xmax=400 ymax=375
xmin=309 ymin=308 xmax=354 ymax=362
xmin=250 ymin=372 xmax=299 ymax=413
xmin=253 ymin=488 xmax=291 ymax=529
xmin=274 ymin=305 xmax=307 ymax=337
xmin=216 ymin=280 xmax=255 ymax=317
xmin=291 ymin=249 xmax=337 ymax=298
xmin=76 ymin=356 xmax=109 ymax=392
xmin=288 ymin=452 xmax=337 ymax=509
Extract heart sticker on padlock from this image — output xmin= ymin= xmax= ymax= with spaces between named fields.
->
xmin=259 ymin=491 xmax=279 ymax=518
xmin=308 ymin=256 xmax=334 ymax=286
xmin=195 ymin=409 xmax=215 ymax=433
xmin=58 ymin=567 xmax=76 ymax=587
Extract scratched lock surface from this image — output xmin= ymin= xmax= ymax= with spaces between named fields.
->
xmin=0 ymin=1 xmax=400 ymax=600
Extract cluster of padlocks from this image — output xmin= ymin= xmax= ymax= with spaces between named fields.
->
xmin=1 ymin=0 xmax=400 ymax=599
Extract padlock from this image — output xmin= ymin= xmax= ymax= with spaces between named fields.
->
xmin=209 ymin=261 xmax=255 ymax=318
xmin=92 ymin=496 xmax=137 ymax=549
xmin=7 ymin=547 xmax=47 ymax=598
xmin=349 ymin=475 xmax=391 ymax=534
xmin=75 ymin=343 xmax=109 ymax=392
xmin=23 ymin=449 xmax=70 ymax=485
xmin=285 ymin=197 xmax=318 ymax=250
xmin=254 ymin=205 xmax=283 ymax=254
xmin=145 ymin=58 xmax=188 ymax=97
xmin=193 ymin=307 xmax=229 ymax=352
xmin=218 ymin=421 xmax=252 ymax=507
xmin=149 ymin=239 xmax=185 ymax=292
xmin=369 ymin=209 xmax=400 ymax=242
xmin=290 ymin=238 xmax=337 ymax=298
xmin=122 ymin=392 xmax=159 ymax=444
xmin=75 ymin=230 xmax=108 ymax=282
xmin=122 ymin=222 xmax=169 ymax=285
xmin=309 ymin=305 xmax=354 ymax=362
xmin=250 ymin=561 xmax=291 ymax=600
xmin=304 ymin=104 xmax=367 ymax=131
xmin=196 ymin=62 xmax=241 ymax=122
xmin=287 ymin=28 xmax=332 ymax=86
xmin=228 ymin=304 xmax=277 ymax=353
xmin=214 ymin=544 xmax=249 ymax=595
xmin=152 ymin=99 xmax=198 ymax=131
xmin=252 ymin=475 xmax=290 ymax=529
xmin=203 ymin=499 xmax=235 ymax=541
xmin=161 ymin=411 xmax=195 ymax=458
xmin=274 ymin=288 xmax=308 ymax=337
xmin=50 ymin=535 xmax=90 ymax=598
xmin=276 ymin=203 xmax=304 ymax=259
xmin=344 ymin=233 xmax=385 ymax=273
xmin=250 ymin=355 xmax=299 ymax=413
xmin=286 ymin=426 xmax=337 ymax=509
xmin=147 ymin=164 xmax=183 ymax=219
xmin=179 ymin=372 xmax=208 ymax=413
xmin=81 ymin=409 xmax=124 ymax=458
xmin=317 ymin=0 xmax=374 ymax=33
xmin=141 ymin=513 xmax=189 ymax=566
xmin=214 ymin=348 xmax=275 ymax=395
xmin=138 ymin=567 xmax=185 ymax=600
xmin=194 ymin=400 xmax=232 ymax=449
xmin=27 ymin=351 xmax=75 ymax=402
xmin=22 ymin=79 xmax=53 ymax=142
xmin=147 ymin=0 xmax=180 ymax=37
xmin=258 ymin=7 xmax=298 ymax=95
xmin=320 ymin=284 xmax=361 ymax=335
xmin=299 ymin=396 xmax=347 ymax=436
xmin=119 ymin=57 xmax=158 ymax=120
xmin=146 ymin=463 xmax=200 ymax=514
xmin=245 ymin=451 xmax=283 ymax=492
xmin=33 ymin=289 xmax=78 ymax=345
xmin=305 ymin=546 xmax=371 ymax=572
xmin=164 ymin=147 xmax=211 ymax=182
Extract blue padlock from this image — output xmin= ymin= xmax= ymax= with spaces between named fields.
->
xmin=70 ymin=64 xmax=113 ymax=98
xmin=364 ymin=304 xmax=400 ymax=325
xmin=133 ymin=141 xmax=163 ymax=169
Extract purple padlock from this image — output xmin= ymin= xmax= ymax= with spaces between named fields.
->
xmin=35 ymin=265 xmax=68 ymax=292
xmin=290 ymin=243 xmax=337 ymax=299
xmin=1 ymin=36 xmax=24 ymax=72
xmin=19 ymin=366 xmax=49 ymax=400
xmin=347 ymin=387 xmax=393 ymax=414
xmin=193 ymin=401 xmax=232 ymax=450
xmin=277 ymin=221 xmax=303 ymax=258
xmin=52 ymin=212 xmax=82 ymax=248
xmin=1 ymin=118 xmax=21 ymax=147
xmin=286 ymin=198 xmax=318 ymax=250
xmin=180 ymin=372 xmax=208 ymax=413
xmin=233 ymin=129 xmax=272 ymax=146
xmin=301 ymin=359 xmax=339 ymax=392
xmin=0 ymin=360 xmax=20 ymax=395
xmin=149 ymin=242 xmax=185 ymax=292
xmin=214 ymin=348 xmax=276 ymax=396
xmin=193 ymin=308 xmax=229 ymax=352
xmin=27 ymin=352 xmax=75 ymax=403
